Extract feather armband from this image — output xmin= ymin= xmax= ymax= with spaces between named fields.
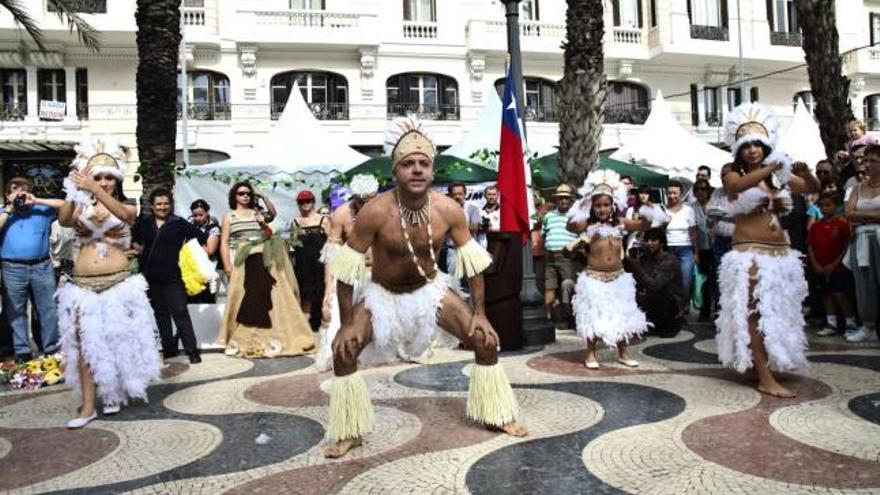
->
xmin=454 ymin=239 xmax=493 ymax=278
xmin=328 ymin=244 xmax=368 ymax=285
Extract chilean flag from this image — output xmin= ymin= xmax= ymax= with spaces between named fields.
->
xmin=497 ymin=62 xmax=531 ymax=240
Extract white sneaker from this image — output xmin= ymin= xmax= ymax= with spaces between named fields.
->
xmin=67 ymin=411 xmax=97 ymax=429
xmin=845 ymin=327 xmax=878 ymax=343
xmin=103 ymin=404 xmax=121 ymax=416
xmin=817 ymin=327 xmax=838 ymax=336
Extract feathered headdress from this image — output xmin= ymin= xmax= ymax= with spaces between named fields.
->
xmin=64 ymin=134 xmax=128 ymax=212
xmin=349 ymin=173 xmax=379 ymax=198
xmin=567 ymin=169 xmax=628 ymax=224
xmin=724 ymin=102 xmax=782 ymax=159
xmin=383 ymin=115 xmax=436 ymax=166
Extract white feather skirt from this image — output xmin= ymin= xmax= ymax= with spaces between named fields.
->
xmin=715 ymin=248 xmax=808 ymax=373
xmin=57 ymin=275 xmax=161 ymax=407
xmin=572 ymin=270 xmax=649 ymax=346
xmin=359 ymin=272 xmax=454 ymax=365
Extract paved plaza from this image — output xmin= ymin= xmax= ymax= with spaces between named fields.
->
xmin=1 ymin=323 xmax=878 ymax=494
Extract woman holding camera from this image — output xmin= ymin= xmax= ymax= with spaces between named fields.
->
xmin=217 ymin=181 xmax=315 ymax=358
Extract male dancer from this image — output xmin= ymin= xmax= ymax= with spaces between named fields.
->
xmin=325 ymin=117 xmax=527 ymax=457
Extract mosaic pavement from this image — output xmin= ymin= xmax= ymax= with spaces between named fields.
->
xmin=1 ymin=323 xmax=879 ymax=494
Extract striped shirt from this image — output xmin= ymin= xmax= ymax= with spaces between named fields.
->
xmin=542 ymin=210 xmax=578 ymax=252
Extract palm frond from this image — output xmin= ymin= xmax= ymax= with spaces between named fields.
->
xmin=0 ymin=0 xmax=47 ymax=50
xmin=46 ymin=0 xmax=102 ymax=52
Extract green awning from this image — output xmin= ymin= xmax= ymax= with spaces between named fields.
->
xmin=342 ymin=154 xmax=497 ymax=184
xmin=532 ymin=153 xmax=669 ymax=189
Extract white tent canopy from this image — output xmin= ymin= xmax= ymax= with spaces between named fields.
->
xmin=174 ymin=84 xmax=368 ymax=228
xmin=442 ymin=88 xmax=503 ymax=163
xmin=776 ymin=97 xmax=827 ymax=167
xmin=610 ymin=90 xmax=730 ymax=186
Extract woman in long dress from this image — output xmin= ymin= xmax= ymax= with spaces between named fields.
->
xmin=290 ymin=189 xmax=329 ymax=326
xmin=217 ymin=181 xmax=315 ymax=358
xmin=57 ymin=136 xmax=161 ymax=428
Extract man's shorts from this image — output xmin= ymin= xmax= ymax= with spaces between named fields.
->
xmin=544 ymin=250 xmax=582 ymax=291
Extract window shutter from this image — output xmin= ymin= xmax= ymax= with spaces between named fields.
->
xmin=750 ymin=87 xmax=760 ymax=102
xmin=690 ymin=84 xmax=699 ymax=127
xmin=403 ymin=0 xmax=411 ymax=21
xmin=721 ymin=0 xmax=729 ymax=29
xmin=686 ymin=0 xmax=692 ymax=23
xmin=637 ymin=0 xmax=643 ymax=28
xmin=613 ymin=0 xmax=621 ymax=26
xmin=766 ymin=0 xmax=774 ymax=30
xmin=871 ymin=13 xmax=878 ymax=46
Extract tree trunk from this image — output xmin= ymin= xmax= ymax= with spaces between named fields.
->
xmin=557 ymin=0 xmax=605 ymax=188
xmin=795 ymin=0 xmax=854 ymax=161
xmin=135 ymin=0 xmax=181 ymax=210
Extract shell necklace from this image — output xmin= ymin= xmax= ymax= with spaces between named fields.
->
xmin=397 ymin=190 xmax=437 ymax=282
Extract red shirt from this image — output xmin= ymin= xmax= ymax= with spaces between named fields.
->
xmin=808 ymin=216 xmax=852 ymax=273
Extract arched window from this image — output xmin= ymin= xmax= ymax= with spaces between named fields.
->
xmin=177 ymin=70 xmax=230 ymax=120
xmin=793 ymin=90 xmax=815 ymax=114
xmin=386 ymin=73 xmax=458 ymax=120
xmin=175 ymin=148 xmax=231 ymax=168
xmin=864 ymin=94 xmax=880 ymax=131
xmin=270 ymin=71 xmax=348 ymax=120
xmin=494 ymin=77 xmax=558 ymax=122
xmin=606 ymin=81 xmax=650 ymax=124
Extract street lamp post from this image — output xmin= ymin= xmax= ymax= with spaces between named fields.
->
xmin=503 ymin=0 xmax=554 ymax=346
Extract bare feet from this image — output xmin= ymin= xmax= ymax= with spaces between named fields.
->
xmin=757 ymin=380 xmax=797 ymax=398
xmin=324 ymin=437 xmax=363 ymax=458
xmin=492 ymin=422 xmax=529 ymax=437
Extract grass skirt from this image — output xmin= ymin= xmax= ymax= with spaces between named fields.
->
xmin=572 ymin=270 xmax=649 ymax=346
xmin=360 ymin=272 xmax=453 ymax=364
xmin=715 ymin=247 xmax=808 ymax=373
xmin=57 ymin=274 xmax=161 ymax=407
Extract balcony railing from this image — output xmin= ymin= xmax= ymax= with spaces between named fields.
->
xmin=0 ymin=103 xmax=26 ymax=121
xmin=271 ymin=101 xmax=349 ymax=120
xmin=387 ymin=103 xmax=459 ymax=120
xmin=612 ymin=27 xmax=643 ymax=44
xmin=76 ymin=102 xmax=88 ymax=120
xmin=253 ymin=10 xmax=362 ymax=29
xmin=705 ymin=112 xmax=723 ymax=127
xmin=770 ymin=31 xmax=802 ymax=46
xmin=48 ymin=0 xmax=106 ymax=14
xmin=604 ymin=107 xmax=649 ymax=125
xmin=177 ymin=102 xmax=231 ymax=121
xmin=403 ymin=21 xmax=437 ymax=39
xmin=690 ymin=24 xmax=728 ymax=41
xmin=523 ymin=105 xmax=558 ymax=122
xmin=183 ymin=7 xmax=206 ymax=26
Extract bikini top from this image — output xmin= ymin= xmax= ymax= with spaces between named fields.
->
xmin=727 ymin=187 xmax=793 ymax=218
xmin=586 ymin=222 xmax=624 ymax=240
xmin=76 ymin=209 xmax=131 ymax=257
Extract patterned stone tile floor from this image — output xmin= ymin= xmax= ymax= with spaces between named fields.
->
xmin=1 ymin=323 xmax=878 ymax=495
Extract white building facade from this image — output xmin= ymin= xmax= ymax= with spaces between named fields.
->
xmin=0 ymin=0 xmax=879 ymax=195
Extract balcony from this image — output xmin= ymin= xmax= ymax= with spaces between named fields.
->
xmin=183 ymin=7 xmax=206 ymax=26
xmin=272 ymin=101 xmax=349 ymax=120
xmin=845 ymin=47 xmax=880 ymax=76
xmin=177 ymin=102 xmax=231 ymax=121
xmin=605 ymin=107 xmax=649 ymax=125
xmin=233 ymin=10 xmax=378 ymax=47
xmin=387 ymin=103 xmax=459 ymax=121
xmin=690 ymin=24 xmax=729 ymax=41
xmin=523 ymin=105 xmax=558 ymax=123
xmin=770 ymin=31 xmax=802 ymax=46
xmin=0 ymin=103 xmax=26 ymax=121
xmin=403 ymin=21 xmax=438 ymax=39
xmin=612 ymin=27 xmax=643 ymax=44
xmin=467 ymin=19 xmax=565 ymax=54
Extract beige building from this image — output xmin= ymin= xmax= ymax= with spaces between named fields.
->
xmin=0 ymin=0 xmax=878 ymax=196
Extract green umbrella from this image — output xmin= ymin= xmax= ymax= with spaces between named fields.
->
xmin=532 ymin=153 xmax=669 ymax=189
xmin=342 ymin=155 xmax=497 ymax=185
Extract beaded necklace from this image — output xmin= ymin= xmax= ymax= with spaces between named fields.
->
xmin=397 ymin=190 xmax=437 ymax=282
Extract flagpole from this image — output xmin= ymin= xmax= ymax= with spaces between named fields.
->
xmin=503 ymin=0 xmax=554 ymax=346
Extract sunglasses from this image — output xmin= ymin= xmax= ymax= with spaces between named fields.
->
xmin=236 ymin=191 xmax=252 ymax=197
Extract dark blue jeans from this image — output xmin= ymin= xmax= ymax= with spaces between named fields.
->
xmin=2 ymin=259 xmax=58 ymax=356
xmin=668 ymin=245 xmax=695 ymax=300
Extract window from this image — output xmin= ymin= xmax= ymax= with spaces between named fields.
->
xmin=48 ymin=0 xmax=106 ymax=13
xmin=521 ymin=0 xmax=539 ymax=20
xmin=270 ymin=71 xmax=348 ymax=120
xmin=688 ymin=0 xmax=728 ymax=40
xmin=38 ymin=69 xmax=65 ymax=103
xmin=864 ymin=94 xmax=880 ymax=131
xmin=0 ymin=69 xmax=26 ymax=120
xmin=768 ymin=0 xmax=802 ymax=45
xmin=750 ymin=87 xmax=760 ymax=102
xmin=650 ymin=0 xmax=657 ymax=27
xmin=727 ymin=88 xmax=742 ymax=111
xmin=612 ymin=0 xmax=642 ymax=28
xmin=870 ymin=13 xmax=880 ymax=45
xmin=606 ymin=81 xmax=650 ymax=124
xmin=177 ymin=70 xmax=230 ymax=120
xmin=494 ymin=77 xmax=557 ymax=122
xmin=704 ymin=87 xmax=721 ymax=126
xmin=403 ymin=0 xmax=435 ymax=22
xmin=290 ymin=0 xmax=325 ymax=8
xmin=76 ymin=68 xmax=88 ymax=120
xmin=386 ymin=73 xmax=458 ymax=120
xmin=793 ymin=90 xmax=815 ymax=113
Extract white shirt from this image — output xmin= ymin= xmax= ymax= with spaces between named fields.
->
xmin=665 ymin=204 xmax=695 ymax=247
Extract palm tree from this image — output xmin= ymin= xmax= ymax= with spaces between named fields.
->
xmin=556 ymin=0 xmax=605 ymax=188
xmin=0 ymin=0 xmax=100 ymax=51
xmin=135 ymin=0 xmax=181 ymax=208
xmin=794 ymin=0 xmax=854 ymax=159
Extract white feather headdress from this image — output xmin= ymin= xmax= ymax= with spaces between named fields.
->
xmin=383 ymin=115 xmax=436 ymax=166
xmin=724 ymin=102 xmax=782 ymax=159
xmin=349 ymin=173 xmax=379 ymax=198
xmin=64 ymin=134 xmax=128 ymax=211
xmin=567 ymin=169 xmax=629 ymax=224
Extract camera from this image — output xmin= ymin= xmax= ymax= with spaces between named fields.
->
xmin=11 ymin=193 xmax=26 ymax=210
